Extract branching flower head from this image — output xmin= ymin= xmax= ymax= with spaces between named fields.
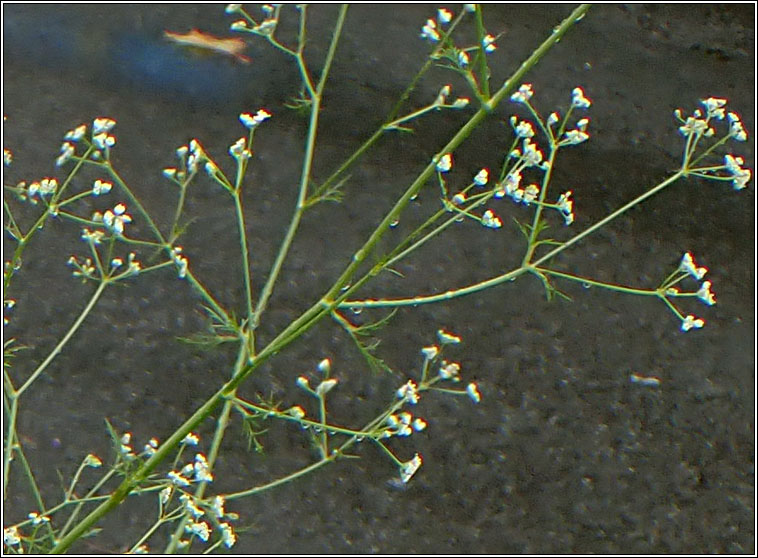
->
xmin=724 ymin=154 xmax=751 ymax=190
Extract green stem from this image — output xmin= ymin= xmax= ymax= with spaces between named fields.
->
xmin=252 ymin=4 xmax=348 ymax=330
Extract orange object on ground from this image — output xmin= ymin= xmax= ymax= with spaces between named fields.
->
xmin=164 ymin=28 xmax=251 ymax=63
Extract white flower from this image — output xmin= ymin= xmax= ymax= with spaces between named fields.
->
xmin=436 ymin=84 xmax=451 ymax=104
xmin=466 ymin=382 xmax=481 ymax=403
xmin=194 ymin=453 xmax=213 ymax=483
xmin=727 ymin=112 xmax=747 ymax=141
xmin=451 ymin=97 xmax=470 ymax=109
xmin=186 ymin=521 xmax=211 ymax=542
xmin=92 ymin=179 xmax=112 ymax=196
xmin=211 ymin=495 xmax=227 ymax=519
xmin=397 ymin=380 xmax=420 ymax=405
xmin=288 ymin=405 xmax=306 ymax=419
xmin=521 ymin=184 xmax=539 ymax=205
xmin=229 ymin=137 xmax=250 ymax=161
xmin=437 ymin=8 xmax=453 ymax=24
xmin=56 ymin=143 xmax=75 ymax=167
xmin=84 ymin=454 xmax=102 ymax=467
xmin=457 ymin=50 xmax=470 ymax=67
xmin=571 ymin=87 xmax=591 ymax=109
xmin=317 ymin=358 xmax=331 ymax=374
xmin=4 ymin=526 xmax=21 ymax=546
xmin=182 ymin=432 xmax=200 ymax=446
xmin=64 ymin=124 xmax=87 ymax=141
xmin=499 ymin=171 xmax=521 ymax=198
xmin=168 ymin=470 xmax=191 ymax=487
xmin=679 ymin=252 xmax=707 ymax=280
xmin=473 ymin=168 xmax=489 ymax=186
xmin=420 ymin=18 xmax=440 ymax=42
xmin=482 ymin=34 xmax=497 ymax=53
xmin=437 ymin=329 xmax=461 ymax=345
xmin=562 ymin=129 xmax=589 ymax=145
xmin=315 ymin=378 xmax=338 ymax=396
xmin=240 ymin=109 xmax=272 ymax=128
xmin=220 ymin=522 xmax=237 ymax=548
xmin=92 ymin=132 xmax=116 ymax=151
xmin=160 ymin=486 xmax=172 ymax=504
xmin=436 ymin=153 xmax=453 ymax=173
xmin=700 ymin=97 xmax=727 ymax=120
xmin=678 ymin=116 xmax=710 ymax=137
xmin=481 ymin=209 xmax=502 ymax=229
xmin=28 ymin=512 xmax=51 ymax=525
xmin=412 ymin=418 xmax=427 ymax=431
xmin=511 ymin=117 xmax=535 ymax=138
xmin=421 ymin=345 xmax=439 ymax=360
xmin=696 ymin=280 xmax=716 ymax=306
xmin=724 ymin=154 xmax=751 ymax=190
xmin=102 ymin=203 xmax=132 ymax=235
xmin=556 ymin=190 xmax=574 ymax=226
xmin=438 ymin=361 xmax=460 ymax=380
xmin=93 ymin=117 xmax=116 ymax=135
xmin=230 ymin=20 xmax=248 ymax=31
xmin=522 ymin=139 xmax=544 ymax=167
xmin=681 ymin=315 xmax=705 ymax=332
xmin=171 ymin=246 xmax=189 ymax=279
xmin=510 ymin=83 xmax=533 ymax=104
xmin=181 ymin=494 xmax=205 ymax=518
xmin=225 ymin=4 xmax=242 ymax=13
xmin=400 ymin=453 xmax=423 ymax=483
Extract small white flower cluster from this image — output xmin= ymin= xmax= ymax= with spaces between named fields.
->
xmin=57 ymin=118 xmax=117 ymax=166
xmin=296 ymin=358 xmax=338 ymax=399
xmin=435 ymin=152 xmax=453 ymax=173
xmin=560 ymin=117 xmax=590 ymax=146
xmin=161 ymin=488 xmax=237 ymax=549
xmin=163 ymin=141 xmax=203 ymax=184
xmin=481 ymin=209 xmax=502 ymax=229
xmin=91 ymin=179 xmax=112 ymax=196
xmin=383 ymin=411 xmax=427 ymax=438
xmin=99 ymin=203 xmax=133 ymax=236
xmin=229 ymin=5 xmax=277 ymax=35
xmin=420 ymin=8 xmax=453 ymax=42
xmin=426 ymin=331 xmax=481 ymax=404
xmin=119 ymin=432 xmax=136 ymax=460
xmin=675 ymin=252 xmax=717 ymax=332
xmin=510 ymin=83 xmax=534 ymax=104
xmin=239 ymin=108 xmax=271 ymax=129
xmin=724 ymin=154 xmax=751 ymax=191
xmin=167 ymin=452 xmax=214 ymax=487
xmin=556 ymin=190 xmax=574 ymax=225
xmin=4 ymin=526 xmax=21 ymax=547
xmin=675 ymin=97 xmax=748 ymax=147
xmin=170 ymin=246 xmax=189 ymax=279
xmin=23 ymin=177 xmax=58 ymax=205
xmin=400 ymin=453 xmax=423 ymax=483
xmin=434 ymin=84 xmax=470 ymax=109
xmin=397 ymin=379 xmax=420 ymax=405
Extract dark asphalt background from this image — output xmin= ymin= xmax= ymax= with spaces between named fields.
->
xmin=3 ymin=4 xmax=755 ymax=554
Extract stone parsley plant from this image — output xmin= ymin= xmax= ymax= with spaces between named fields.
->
xmin=2 ymin=4 xmax=751 ymax=554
